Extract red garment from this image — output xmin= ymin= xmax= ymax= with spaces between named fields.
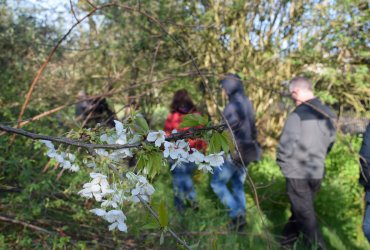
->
xmin=164 ymin=112 xmax=207 ymax=152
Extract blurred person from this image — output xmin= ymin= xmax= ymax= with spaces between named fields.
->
xmin=359 ymin=122 xmax=370 ymax=242
xmin=164 ymin=89 xmax=206 ymax=211
xmin=75 ymin=90 xmax=115 ymax=128
xmin=211 ymin=73 xmax=259 ymax=231
xmin=277 ymin=76 xmax=336 ymax=249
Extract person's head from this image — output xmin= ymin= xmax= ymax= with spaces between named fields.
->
xmin=170 ymin=89 xmax=196 ymax=113
xmin=289 ymin=76 xmax=315 ymax=105
xmin=77 ymin=90 xmax=87 ymax=100
xmin=220 ymin=73 xmax=244 ymax=97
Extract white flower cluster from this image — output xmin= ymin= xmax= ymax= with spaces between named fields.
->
xmin=78 ymin=173 xmax=114 ymax=201
xmin=146 ymin=130 xmax=225 ymax=173
xmin=78 ymin=172 xmax=128 ymax=232
xmin=96 ymin=120 xmax=136 ymax=161
xmin=78 ymin=172 xmax=155 ymax=233
xmin=90 ymin=209 xmax=127 ymax=232
xmin=40 ymin=140 xmax=79 ymax=172
xmin=126 ymin=172 xmax=155 ymax=203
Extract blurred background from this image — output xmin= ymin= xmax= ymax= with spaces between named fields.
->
xmin=0 ymin=0 xmax=369 ymax=249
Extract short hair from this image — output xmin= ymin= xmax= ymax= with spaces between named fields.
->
xmin=289 ymin=76 xmax=313 ymax=92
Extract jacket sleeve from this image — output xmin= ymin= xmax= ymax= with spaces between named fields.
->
xmin=360 ymin=124 xmax=370 ymax=182
xmin=276 ymin=112 xmax=301 ymax=165
xmin=223 ymin=104 xmax=240 ymax=132
xmin=247 ymin=100 xmax=257 ymax=140
xmin=164 ymin=114 xmax=174 ymax=135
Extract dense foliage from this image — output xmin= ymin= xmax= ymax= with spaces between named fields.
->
xmin=0 ymin=0 xmax=369 ymax=249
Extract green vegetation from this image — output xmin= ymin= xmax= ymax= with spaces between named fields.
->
xmin=0 ymin=0 xmax=369 ymax=249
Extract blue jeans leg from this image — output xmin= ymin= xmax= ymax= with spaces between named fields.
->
xmin=363 ymin=200 xmax=370 ymax=242
xmin=211 ymin=160 xmax=247 ymax=218
xmin=230 ymin=166 xmax=247 ymax=217
xmin=171 ymin=162 xmax=196 ymax=210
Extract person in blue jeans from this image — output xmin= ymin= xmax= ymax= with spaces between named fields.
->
xmin=171 ymin=161 xmax=197 ymax=211
xmin=211 ymin=156 xmax=247 ymax=223
xmin=164 ymin=90 xmax=207 ymax=211
xmin=211 ymin=74 xmax=258 ymax=231
xmin=359 ymin=122 xmax=370 ymax=242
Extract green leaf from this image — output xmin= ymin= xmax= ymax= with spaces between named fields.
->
xmin=222 ymin=131 xmax=235 ymax=155
xmin=158 ymin=200 xmax=169 ymax=228
xmin=209 ymin=132 xmax=223 ymax=153
xmin=142 ymin=222 xmax=159 ymax=230
xmin=179 ymin=114 xmax=208 ymax=128
xmin=148 ymin=152 xmax=163 ymax=179
xmin=135 ymin=115 xmax=149 ymax=133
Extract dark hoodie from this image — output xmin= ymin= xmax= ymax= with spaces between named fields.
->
xmin=221 ymin=74 xmax=257 ymax=145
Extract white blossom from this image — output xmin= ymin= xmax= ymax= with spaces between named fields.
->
xmin=204 ymin=152 xmax=224 ymax=167
xmin=96 ymin=149 xmax=109 ymax=157
xmin=170 ymin=158 xmax=189 ymax=171
xmin=126 ymin=173 xmax=155 ymax=203
xmin=175 ymin=140 xmax=189 ymax=158
xmin=188 ymin=148 xmax=205 ymax=164
xmin=197 ymin=162 xmax=214 ymax=173
xmin=70 ymin=164 xmax=80 ymax=172
xmin=105 ymin=210 xmax=127 ymax=232
xmin=146 ymin=131 xmax=166 ymax=147
xmin=114 ymin=120 xmax=126 ymax=136
xmin=163 ymin=140 xmax=190 ymax=160
xmin=101 ymin=187 xmax=128 ymax=208
xmin=90 ymin=208 xmax=107 ymax=216
xmin=78 ymin=173 xmax=114 ymax=201
xmin=116 ymin=134 xmax=127 ymax=145
xmin=90 ymin=208 xmax=127 ymax=232
xmin=163 ymin=141 xmax=178 ymax=159
xmin=40 ymin=140 xmax=55 ymax=150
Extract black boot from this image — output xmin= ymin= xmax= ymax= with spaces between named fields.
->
xmin=229 ymin=215 xmax=246 ymax=232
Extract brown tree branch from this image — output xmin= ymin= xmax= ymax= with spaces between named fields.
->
xmin=12 ymin=2 xmax=114 ymax=146
xmin=0 ymin=215 xmax=52 ymax=235
xmin=0 ymin=124 xmax=226 ymax=150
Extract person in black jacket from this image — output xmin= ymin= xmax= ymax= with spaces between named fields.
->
xmin=277 ymin=76 xmax=336 ymax=249
xmin=360 ymin=122 xmax=370 ymax=242
xmin=211 ymin=73 xmax=258 ymax=231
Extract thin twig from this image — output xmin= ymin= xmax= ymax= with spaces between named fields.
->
xmin=11 ymin=2 xmax=114 ymax=146
xmin=85 ymin=0 xmax=97 ymax=9
xmin=0 ymin=215 xmax=52 ymax=235
xmin=69 ymin=0 xmax=80 ymax=22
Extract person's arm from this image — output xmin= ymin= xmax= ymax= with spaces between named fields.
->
xmin=164 ymin=114 xmax=174 ymax=135
xmin=223 ymin=104 xmax=241 ymax=132
xmin=276 ymin=113 xmax=301 ymax=164
xmin=246 ymin=99 xmax=257 ymax=140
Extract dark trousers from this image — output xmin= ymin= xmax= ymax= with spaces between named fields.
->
xmin=281 ymin=178 xmax=326 ymax=249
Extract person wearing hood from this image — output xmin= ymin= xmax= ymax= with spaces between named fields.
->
xmin=164 ymin=89 xmax=207 ymax=211
xmin=211 ymin=73 xmax=258 ymax=231
xmin=277 ymin=76 xmax=336 ymax=249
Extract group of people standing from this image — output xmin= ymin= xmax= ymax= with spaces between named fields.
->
xmin=75 ymin=74 xmax=369 ymax=249
xmin=164 ymin=74 xmax=370 ymax=249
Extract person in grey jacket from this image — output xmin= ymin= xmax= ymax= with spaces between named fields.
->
xmin=277 ymin=77 xmax=336 ymax=249
xmin=211 ymin=73 xmax=257 ymax=231
xmin=359 ymin=122 xmax=370 ymax=242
